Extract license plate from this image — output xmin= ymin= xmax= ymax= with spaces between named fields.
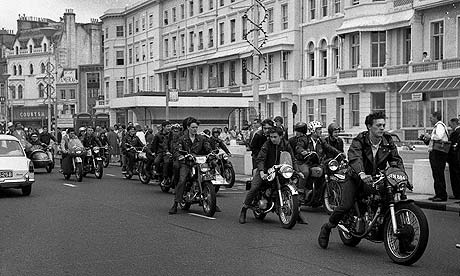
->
xmin=0 ymin=171 xmax=13 ymax=178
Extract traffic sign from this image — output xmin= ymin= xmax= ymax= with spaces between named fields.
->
xmin=169 ymin=89 xmax=179 ymax=102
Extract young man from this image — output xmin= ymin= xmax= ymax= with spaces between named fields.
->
xmin=239 ymin=126 xmax=296 ymax=224
xmin=149 ymin=121 xmax=173 ymax=181
xmin=121 ymin=126 xmax=144 ymax=175
xmin=447 ymin=118 xmax=460 ymax=199
xmin=318 ymin=111 xmax=404 ymax=249
xmin=325 ymin=123 xmax=344 ymax=153
xmin=249 ymin=119 xmax=274 ymax=170
xmin=273 ymin=116 xmax=289 ymax=141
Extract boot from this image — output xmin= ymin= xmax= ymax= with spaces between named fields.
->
xmin=169 ymin=202 xmax=178 ymax=214
xmin=318 ymin=222 xmax=333 ymax=249
xmin=239 ymin=207 xmax=247 ymax=224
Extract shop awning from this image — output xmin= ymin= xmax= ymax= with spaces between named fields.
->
xmin=398 ymin=77 xmax=460 ymax=94
xmin=337 ymin=10 xmax=414 ymax=34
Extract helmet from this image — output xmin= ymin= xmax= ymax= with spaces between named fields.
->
xmin=79 ymin=126 xmax=87 ymax=132
xmin=294 ymin=122 xmax=308 ymax=134
xmin=308 ymin=121 xmax=322 ymax=131
xmin=7 ymin=122 xmax=13 ymax=128
xmin=273 ymin=116 xmax=283 ymax=124
xmin=211 ymin=127 xmax=221 ymax=134
xmin=171 ymin=123 xmax=181 ymax=130
xmin=327 ymin=123 xmax=341 ymax=135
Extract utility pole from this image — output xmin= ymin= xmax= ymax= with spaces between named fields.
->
xmin=252 ymin=0 xmax=260 ymax=119
xmin=44 ymin=55 xmax=55 ymax=129
xmin=165 ymin=86 xmax=170 ymax=121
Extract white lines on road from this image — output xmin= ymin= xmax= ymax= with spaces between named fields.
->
xmin=218 ymin=191 xmax=244 ymax=194
xmin=106 ymin=173 xmax=116 ymax=177
xmin=188 ymin=213 xmax=216 ymax=220
xmin=63 ymin=183 xmax=77 ymax=188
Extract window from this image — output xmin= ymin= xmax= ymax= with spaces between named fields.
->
xmin=29 ymin=64 xmax=33 ymax=75
xmin=13 ymin=65 xmax=16 ymax=75
xmin=116 ymin=26 xmax=124 ymax=37
xmin=164 ymin=39 xmax=169 ymax=57
xmin=335 ymin=0 xmax=341 ymax=13
xmin=142 ymin=44 xmax=146 ymax=61
xmin=371 ymin=92 xmax=385 ymax=113
xmin=61 ymin=89 xmax=66 ymax=100
xmin=190 ymin=1 xmax=194 ymax=16
xmin=307 ymin=42 xmax=315 ymax=77
xmin=350 ymin=93 xmax=360 ymax=126
xmin=70 ymin=104 xmax=75 ymax=115
xmin=18 ymin=65 xmax=22 ymax=75
xmin=150 ymin=41 xmax=154 ymax=59
xmin=149 ymin=75 xmax=154 ymax=90
xmin=70 ymin=89 xmax=75 ymax=99
xmin=181 ymin=4 xmax=185 ymax=19
xmin=229 ymin=61 xmax=236 ymax=85
xmin=135 ymin=19 xmax=139 ymax=32
xmin=404 ymin=28 xmax=411 ymax=64
xmin=189 ymin=68 xmax=194 ymax=90
xmin=135 ymin=45 xmax=139 ymax=62
xmin=267 ymin=8 xmax=274 ymax=33
xmin=267 ymin=102 xmax=274 ymax=118
xmin=105 ymin=27 xmax=109 ymax=39
xmin=219 ymin=63 xmax=225 ymax=87
xmin=351 ymin=33 xmax=360 ymax=68
xmin=281 ymin=4 xmax=288 ymax=29
xmin=128 ymin=48 xmax=133 ymax=64
xmin=306 ymin=100 xmax=314 ymax=122
xmin=142 ymin=77 xmax=146 ymax=90
xmin=332 ymin=37 xmax=339 ymax=73
xmin=267 ymin=54 xmax=274 ymax=81
xmin=322 ymin=0 xmax=328 ymax=17
xmin=230 ymin=19 xmax=236 ymax=42
xmin=38 ymin=83 xmax=45 ymax=98
xmin=242 ymin=58 xmax=248 ymax=84
xmin=189 ymin=31 xmax=194 ymax=52
xmin=402 ymin=101 xmax=424 ymax=128
xmin=371 ymin=31 xmax=386 ymax=67
xmin=172 ymin=37 xmax=177 ymax=55
xmin=431 ymin=21 xmax=444 ymax=60
xmin=209 ymin=0 xmax=214 ymax=10
xmin=164 ymin=11 xmax=169 ymax=25
xmin=10 ymin=86 xmax=15 ymax=99
xmin=136 ymin=77 xmax=140 ymax=92
xmin=198 ymin=67 xmax=203 ymax=89
xmin=128 ymin=23 xmax=132 ymax=35
xmin=208 ymin=28 xmax=214 ymax=47
xmin=219 ymin=22 xmax=224 ymax=45
xmin=318 ymin=99 xmax=327 ymax=126
xmin=128 ymin=79 xmax=134 ymax=94
xmin=352 ymin=0 xmax=359 ymax=5
xmin=181 ymin=34 xmax=185 ymax=54
xmin=199 ymin=0 xmax=203 ymax=13
xmin=41 ymin=63 xmax=46 ymax=74
xmin=198 ymin=32 xmax=203 ymax=50
xmin=17 ymin=85 xmax=23 ymax=99
xmin=43 ymin=43 xmax=47 ymax=52
xmin=220 ymin=0 xmax=224 ymax=6
xmin=319 ymin=40 xmax=327 ymax=77
xmin=142 ymin=16 xmax=145 ymax=30
xmin=172 ymin=8 xmax=177 ymax=22
xmin=29 ymin=45 xmax=32 ymax=53
xmin=105 ymin=51 xmax=109 ymax=66
xmin=149 ymin=14 xmax=154 ymax=28
xmin=281 ymin=101 xmax=288 ymax=127
xmin=242 ymin=16 xmax=247 ymax=39
xmin=116 ymin=50 xmax=124 ymax=65
xmin=282 ymin=52 xmax=289 ymax=79
xmin=171 ymin=72 xmax=177 ymax=89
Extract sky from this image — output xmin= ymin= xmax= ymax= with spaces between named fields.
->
xmin=0 ymin=0 xmax=140 ymax=31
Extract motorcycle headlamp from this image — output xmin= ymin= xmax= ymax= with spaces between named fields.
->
xmin=280 ymin=164 xmax=294 ymax=179
xmin=93 ymin=147 xmax=100 ymax=154
xmin=222 ymin=154 xmax=229 ymax=161
xmin=86 ymin=150 xmax=92 ymax=157
xmin=200 ymin=163 xmax=210 ymax=172
xmin=328 ymin=159 xmax=339 ymax=172
xmin=138 ymin=152 xmax=147 ymax=159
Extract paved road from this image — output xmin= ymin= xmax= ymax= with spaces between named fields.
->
xmin=0 ymin=166 xmax=459 ymax=276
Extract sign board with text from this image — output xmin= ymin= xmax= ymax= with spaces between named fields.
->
xmin=169 ymin=90 xmax=179 ymax=102
xmin=58 ymin=69 xmax=78 ymax=84
xmin=411 ymin=92 xmax=424 ymax=101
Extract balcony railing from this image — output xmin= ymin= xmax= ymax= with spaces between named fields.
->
xmin=387 ymin=65 xmax=409 ymax=75
xmin=412 ymin=62 xmax=437 ymax=73
xmin=363 ymin=68 xmax=383 ymax=77
xmin=339 ymin=70 xmax=358 ymax=79
xmin=393 ymin=0 xmax=413 ymax=7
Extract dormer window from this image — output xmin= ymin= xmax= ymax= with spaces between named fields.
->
xmin=30 ymin=64 xmax=34 ymax=75
xmin=29 ymin=45 xmax=33 ymax=53
xmin=43 ymin=43 xmax=47 ymax=52
xmin=15 ymin=46 xmax=19 ymax=55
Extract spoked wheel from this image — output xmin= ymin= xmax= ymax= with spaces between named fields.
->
xmin=383 ymin=202 xmax=429 ymax=265
xmin=278 ymin=187 xmax=299 ymax=229
xmin=75 ymin=163 xmax=83 ymax=182
xmin=201 ymin=181 xmax=217 ymax=217
xmin=323 ymin=180 xmax=343 ymax=215
xmin=223 ymin=166 xmax=235 ymax=187
xmin=138 ymin=163 xmax=151 ymax=184
xmin=95 ymin=161 xmax=103 ymax=179
xmin=160 ymin=178 xmax=171 ymax=193
xmin=46 ymin=163 xmax=53 ymax=173
xmin=103 ymin=156 xmax=110 ymax=168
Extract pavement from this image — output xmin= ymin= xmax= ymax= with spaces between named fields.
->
xmin=233 ymin=174 xmax=460 ymax=214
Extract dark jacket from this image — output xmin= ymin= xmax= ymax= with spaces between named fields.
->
xmin=295 ymin=134 xmax=340 ymax=163
xmin=39 ymin=132 xmax=56 ymax=145
xmin=121 ymin=134 xmax=144 ymax=152
xmin=288 ymin=135 xmax=303 ymax=154
xmin=83 ymin=134 xmax=102 ymax=148
xmin=325 ymin=136 xmax=344 ymax=153
xmin=174 ymin=133 xmax=211 ymax=159
xmin=209 ymin=136 xmax=230 ymax=154
xmin=256 ymin=139 xmax=296 ymax=173
xmin=99 ymin=133 xmax=109 ymax=146
xmin=151 ymin=132 xmax=170 ymax=154
xmin=449 ymin=127 xmax=460 ymax=160
xmin=348 ymin=131 xmax=404 ymax=177
xmin=250 ymin=130 xmax=267 ymax=158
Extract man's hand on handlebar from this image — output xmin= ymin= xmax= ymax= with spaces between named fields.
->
xmin=359 ymin=172 xmax=373 ymax=185
xmin=259 ymin=171 xmax=268 ymax=181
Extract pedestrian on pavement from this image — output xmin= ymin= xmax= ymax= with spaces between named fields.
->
xmin=421 ymin=111 xmax=450 ymax=202
xmin=107 ymin=127 xmax=120 ymax=161
xmin=448 ymin=118 xmax=460 ymax=199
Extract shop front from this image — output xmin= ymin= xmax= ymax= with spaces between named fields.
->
xmin=12 ymin=106 xmax=50 ymax=130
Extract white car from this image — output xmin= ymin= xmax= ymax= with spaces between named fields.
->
xmin=0 ymin=135 xmax=35 ymax=196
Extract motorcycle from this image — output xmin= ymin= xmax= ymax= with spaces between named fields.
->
xmin=28 ymin=144 xmax=54 ymax=173
xmin=100 ymin=145 xmax=110 ymax=168
xmin=207 ymin=150 xmax=235 ymax=193
xmin=296 ymin=152 xmax=347 ymax=214
xmin=63 ymin=145 xmax=85 ymax=182
xmin=82 ymin=146 xmax=104 ymax=179
xmin=137 ymin=146 xmax=152 ymax=184
xmin=249 ymin=151 xmax=299 ymax=229
xmin=177 ymin=150 xmax=217 ymax=217
xmin=336 ymin=167 xmax=429 ymax=265
xmin=158 ymin=152 xmax=175 ymax=192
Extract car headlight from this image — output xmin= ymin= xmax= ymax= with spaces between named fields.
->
xmin=328 ymin=160 xmax=339 ymax=172
xmin=280 ymin=164 xmax=293 ymax=179
xmin=200 ymin=163 xmax=210 ymax=172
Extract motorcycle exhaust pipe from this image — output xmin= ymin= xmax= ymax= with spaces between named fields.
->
xmin=337 ymin=224 xmax=350 ymax=234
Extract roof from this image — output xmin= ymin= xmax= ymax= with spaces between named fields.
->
xmin=14 ymin=26 xmax=62 ymax=47
xmin=0 ymin=134 xmax=19 ymax=141
xmin=399 ymin=77 xmax=460 ymax=94
xmin=337 ymin=9 xmax=414 ymax=34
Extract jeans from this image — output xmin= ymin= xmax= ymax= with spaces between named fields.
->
xmin=174 ymin=163 xmax=191 ymax=203
xmin=329 ymin=177 xmax=362 ymax=226
xmin=125 ymin=151 xmax=136 ymax=173
xmin=243 ymin=169 xmax=264 ymax=206
xmin=153 ymin=153 xmax=172 ymax=179
xmin=297 ymin=162 xmax=311 ymax=190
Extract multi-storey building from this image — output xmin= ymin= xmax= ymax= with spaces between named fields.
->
xmin=102 ymin=0 xmax=301 ymax=129
xmin=6 ymin=10 xmax=102 ymax=128
xmin=0 ymin=29 xmax=15 ymax=125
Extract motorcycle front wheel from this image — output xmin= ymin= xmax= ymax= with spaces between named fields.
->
xmin=278 ymin=186 xmax=299 ymax=229
xmin=45 ymin=163 xmax=53 ymax=173
xmin=103 ymin=154 xmax=110 ymax=168
xmin=75 ymin=163 xmax=83 ymax=182
xmin=201 ymin=181 xmax=217 ymax=217
xmin=323 ymin=180 xmax=343 ymax=215
xmin=138 ymin=162 xmax=151 ymax=184
xmin=95 ymin=161 xmax=103 ymax=179
xmin=223 ymin=165 xmax=235 ymax=187
xmin=383 ymin=202 xmax=429 ymax=266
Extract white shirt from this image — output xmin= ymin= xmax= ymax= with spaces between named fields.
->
xmin=429 ymin=121 xmax=449 ymax=151
xmin=136 ymin=131 xmax=146 ymax=145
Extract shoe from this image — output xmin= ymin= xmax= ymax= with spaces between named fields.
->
xmin=239 ymin=207 xmax=247 ymax=224
xmin=216 ymin=206 xmax=222 ymax=212
xmin=169 ymin=202 xmax=178 ymax=214
xmin=431 ymin=197 xmax=447 ymax=202
xmin=318 ymin=223 xmax=333 ymax=249
xmin=427 ymin=196 xmax=436 ymax=200
xmin=297 ymin=214 xmax=308 ymax=224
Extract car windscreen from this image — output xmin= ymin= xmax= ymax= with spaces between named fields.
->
xmin=0 ymin=140 xmax=25 ymax=157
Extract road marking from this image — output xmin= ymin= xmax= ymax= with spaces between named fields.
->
xmin=219 ymin=191 xmax=244 ymax=194
xmin=188 ymin=213 xmax=216 ymax=220
xmin=106 ymin=173 xmax=116 ymax=177
xmin=63 ymin=183 xmax=77 ymax=187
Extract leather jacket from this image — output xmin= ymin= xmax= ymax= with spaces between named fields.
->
xmin=121 ymin=134 xmax=144 ymax=153
xmin=150 ymin=131 xmax=170 ymax=154
xmin=83 ymin=134 xmax=102 ymax=148
xmin=256 ymin=139 xmax=297 ymax=173
xmin=174 ymin=133 xmax=211 ymax=160
xmin=295 ymin=134 xmax=340 ymax=163
xmin=208 ymin=136 xmax=230 ymax=154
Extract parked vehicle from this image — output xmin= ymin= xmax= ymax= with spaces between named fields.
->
xmin=0 ymin=135 xmax=35 ymax=196
xmin=28 ymin=144 xmax=54 ymax=173
xmin=207 ymin=150 xmax=235 ymax=193
xmin=178 ymin=150 xmax=217 ymax=217
xmin=82 ymin=146 xmax=104 ymax=179
xmin=336 ymin=167 xmax=429 ymax=265
xmin=249 ymin=151 xmax=299 ymax=229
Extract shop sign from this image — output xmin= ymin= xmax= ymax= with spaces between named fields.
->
xmin=411 ymin=92 xmax=424 ymax=102
xmin=58 ymin=69 xmax=78 ymax=84
xmin=13 ymin=107 xmax=47 ymax=121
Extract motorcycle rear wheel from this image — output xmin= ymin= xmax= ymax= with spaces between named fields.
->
xmin=201 ymin=181 xmax=216 ymax=217
xmin=278 ymin=187 xmax=299 ymax=229
xmin=95 ymin=161 xmax=103 ymax=179
xmin=46 ymin=163 xmax=53 ymax=173
xmin=383 ymin=202 xmax=429 ymax=266
xmin=323 ymin=180 xmax=343 ymax=215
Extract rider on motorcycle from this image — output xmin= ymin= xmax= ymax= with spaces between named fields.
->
xmin=78 ymin=126 xmax=87 ymax=141
xmin=169 ymin=123 xmax=183 ymax=189
xmin=325 ymin=123 xmax=344 ymax=153
xmin=82 ymin=126 xmax=102 ymax=148
xmin=295 ymin=121 xmax=341 ymax=204
xmin=250 ymin=119 xmax=274 ymax=170
xmin=239 ymin=126 xmax=297 ymax=224
xmin=39 ymin=126 xmax=56 ymax=146
xmin=148 ymin=121 xmax=173 ymax=181
xmin=208 ymin=128 xmax=231 ymax=156
xmin=169 ymin=118 xmax=212 ymax=214
xmin=318 ymin=111 xmax=405 ymax=249
xmin=28 ymin=133 xmax=46 ymax=147
xmin=121 ymin=125 xmax=144 ymax=176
